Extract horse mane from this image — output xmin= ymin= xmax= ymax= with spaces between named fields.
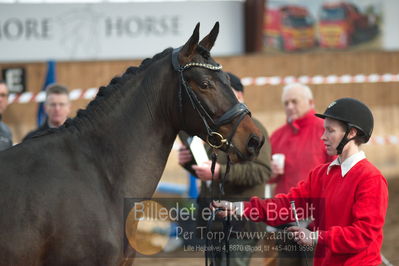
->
xmin=28 ymin=45 xmax=210 ymax=138
xmin=31 ymin=48 xmax=174 ymax=138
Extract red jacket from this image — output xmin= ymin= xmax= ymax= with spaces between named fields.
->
xmin=270 ymin=109 xmax=333 ymax=194
xmin=243 ymin=159 xmax=388 ymax=266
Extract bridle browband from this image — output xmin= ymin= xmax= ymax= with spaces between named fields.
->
xmin=171 ymin=47 xmax=251 ymax=151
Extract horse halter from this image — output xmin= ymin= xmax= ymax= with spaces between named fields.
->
xmin=171 ymin=47 xmax=251 ymax=150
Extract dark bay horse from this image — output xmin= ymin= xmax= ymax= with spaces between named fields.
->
xmin=0 ymin=23 xmax=264 ymax=266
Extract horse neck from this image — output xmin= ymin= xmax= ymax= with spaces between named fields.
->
xmin=81 ymin=62 xmax=180 ymax=198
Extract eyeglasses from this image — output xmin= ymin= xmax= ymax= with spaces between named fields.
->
xmin=0 ymin=93 xmax=9 ymax=98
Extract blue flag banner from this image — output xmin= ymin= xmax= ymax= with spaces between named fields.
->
xmin=188 ymin=174 xmax=199 ymax=199
xmin=37 ymin=61 xmax=56 ymax=126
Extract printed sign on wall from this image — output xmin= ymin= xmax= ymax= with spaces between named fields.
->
xmin=2 ymin=67 xmax=26 ymax=94
xmin=0 ymin=1 xmax=244 ymax=62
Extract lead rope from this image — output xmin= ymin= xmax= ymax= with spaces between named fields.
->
xmin=223 ymin=155 xmax=231 ymax=266
xmin=205 ymin=151 xmax=231 ymax=266
xmin=205 ymin=152 xmax=218 ymax=266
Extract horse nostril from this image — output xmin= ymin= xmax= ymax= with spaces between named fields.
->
xmin=247 ymin=135 xmax=261 ymax=155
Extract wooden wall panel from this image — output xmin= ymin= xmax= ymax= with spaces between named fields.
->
xmin=1 ymin=50 xmax=398 ymax=175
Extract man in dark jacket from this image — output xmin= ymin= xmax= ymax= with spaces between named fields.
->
xmin=178 ymin=72 xmax=271 ymax=266
xmin=23 ymin=84 xmax=70 ymax=141
xmin=0 ymin=80 xmax=12 ymax=151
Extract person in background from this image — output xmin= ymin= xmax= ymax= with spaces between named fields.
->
xmin=213 ymin=98 xmax=388 ymax=266
xmin=178 ymin=72 xmax=271 ymax=266
xmin=270 ymin=83 xmax=333 ymax=196
xmin=0 ymin=80 xmax=13 ymax=151
xmin=268 ymin=83 xmax=334 ymax=265
xmin=23 ymin=84 xmax=71 ymax=140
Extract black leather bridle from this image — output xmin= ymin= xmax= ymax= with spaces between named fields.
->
xmin=172 ymin=47 xmax=252 ymax=266
xmin=172 ymin=47 xmax=251 ymax=152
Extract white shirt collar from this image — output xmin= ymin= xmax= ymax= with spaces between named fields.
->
xmin=327 ymin=151 xmax=366 ymax=177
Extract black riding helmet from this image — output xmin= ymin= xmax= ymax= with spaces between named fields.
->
xmin=315 ymin=98 xmax=374 ymax=155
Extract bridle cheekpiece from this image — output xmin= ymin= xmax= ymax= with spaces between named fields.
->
xmin=171 ymin=47 xmax=251 ymax=151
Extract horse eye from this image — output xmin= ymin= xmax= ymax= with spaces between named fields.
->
xmin=200 ymin=81 xmax=210 ymax=89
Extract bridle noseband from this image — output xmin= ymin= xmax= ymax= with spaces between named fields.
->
xmin=172 ymin=47 xmax=251 ymax=151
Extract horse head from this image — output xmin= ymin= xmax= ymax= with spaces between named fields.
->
xmin=174 ymin=22 xmax=264 ymax=162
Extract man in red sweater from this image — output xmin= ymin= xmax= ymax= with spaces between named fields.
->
xmin=213 ymin=98 xmax=388 ymax=266
xmin=270 ymin=83 xmax=333 ymax=195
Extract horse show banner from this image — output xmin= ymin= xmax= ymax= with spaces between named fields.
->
xmin=0 ymin=1 xmax=244 ymax=62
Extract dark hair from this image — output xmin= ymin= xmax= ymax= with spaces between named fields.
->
xmin=45 ymin=84 xmax=69 ymax=97
xmin=227 ymin=72 xmax=244 ymax=93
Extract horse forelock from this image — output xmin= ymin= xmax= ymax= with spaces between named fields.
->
xmin=196 ymin=45 xmax=210 ymax=60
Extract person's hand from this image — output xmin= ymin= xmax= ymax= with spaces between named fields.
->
xmin=192 ymin=161 xmax=220 ymax=181
xmin=287 ymin=226 xmax=316 ymax=246
xmin=210 ymin=200 xmax=237 ymax=218
xmin=271 ymin=159 xmax=284 ymax=177
xmin=178 ymin=145 xmax=193 ymax=165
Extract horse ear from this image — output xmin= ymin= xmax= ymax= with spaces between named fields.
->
xmin=198 ymin=22 xmax=219 ymax=51
xmin=180 ymin=23 xmax=200 ymax=58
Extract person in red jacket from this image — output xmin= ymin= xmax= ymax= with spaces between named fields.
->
xmin=270 ymin=83 xmax=333 ymax=196
xmin=213 ymin=98 xmax=389 ymax=266
xmin=269 ymin=83 xmax=334 ymax=266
